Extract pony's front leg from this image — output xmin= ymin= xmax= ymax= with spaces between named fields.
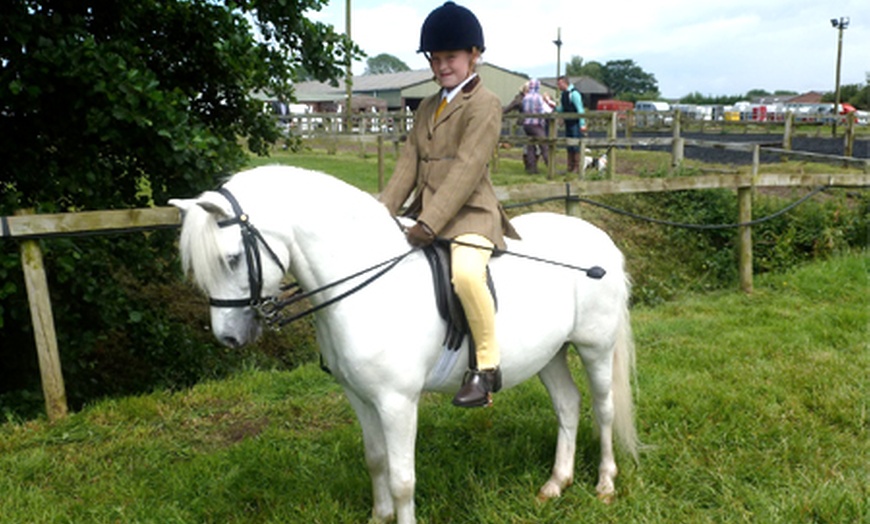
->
xmin=375 ymin=393 xmax=420 ymax=524
xmin=537 ymin=345 xmax=581 ymax=500
xmin=345 ymin=389 xmax=395 ymax=522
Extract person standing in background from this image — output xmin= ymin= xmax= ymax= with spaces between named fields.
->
xmin=555 ymin=76 xmax=586 ymax=173
xmin=520 ymin=78 xmax=555 ymax=174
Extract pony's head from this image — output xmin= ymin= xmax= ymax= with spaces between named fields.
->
xmin=170 ymin=190 xmax=289 ymax=348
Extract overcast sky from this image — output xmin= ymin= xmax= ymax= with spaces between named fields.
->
xmin=307 ymin=0 xmax=868 ymax=99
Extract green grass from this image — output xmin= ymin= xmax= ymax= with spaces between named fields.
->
xmin=247 ymin=139 xmax=584 ymax=193
xmin=1 ymin=253 xmax=866 ymax=523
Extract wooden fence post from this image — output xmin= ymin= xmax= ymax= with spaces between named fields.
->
xmin=17 ymin=210 xmax=68 ymax=421
xmin=565 ymin=184 xmax=580 ymax=217
xmin=609 ymin=111 xmax=618 ymax=141
xmin=377 ymin=134 xmax=385 ymax=192
xmin=844 ymin=111 xmax=855 ymax=158
xmin=671 ymin=110 xmax=684 ymax=169
xmin=327 ymin=116 xmax=338 ymax=155
xmin=547 ymin=114 xmax=557 ymax=180
xmin=782 ymin=111 xmax=793 ymax=151
xmin=738 ymin=145 xmax=759 ymax=294
xmin=606 ymin=115 xmax=616 ymax=178
xmin=578 ymin=137 xmax=587 ymax=180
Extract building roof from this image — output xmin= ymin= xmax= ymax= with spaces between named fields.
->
xmin=291 ymin=64 xmax=535 ymax=109
xmin=751 ymin=91 xmax=827 ymax=106
xmin=784 ymin=91 xmax=825 ymax=104
xmin=293 ymin=70 xmax=434 ymax=99
xmin=289 ymin=69 xmax=612 ymax=109
xmin=539 ymin=76 xmax=611 ymax=95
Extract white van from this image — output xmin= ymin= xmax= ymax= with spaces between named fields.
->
xmin=634 ymin=100 xmax=672 ymax=125
xmin=635 ymin=100 xmax=671 ymax=112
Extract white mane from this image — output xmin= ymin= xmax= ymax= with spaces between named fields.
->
xmin=177 ymin=200 xmax=227 ymax=294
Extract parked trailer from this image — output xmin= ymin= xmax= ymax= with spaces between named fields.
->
xmin=596 ymin=99 xmax=634 ymax=111
xmin=636 ymin=100 xmax=672 ymax=125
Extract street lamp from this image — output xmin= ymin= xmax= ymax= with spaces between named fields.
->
xmin=553 ymin=27 xmax=562 ymax=93
xmin=830 ymin=16 xmax=849 ymax=136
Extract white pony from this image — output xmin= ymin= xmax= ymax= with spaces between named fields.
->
xmin=170 ymin=165 xmax=637 ymax=524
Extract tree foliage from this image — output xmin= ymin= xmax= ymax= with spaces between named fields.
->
xmin=0 ymin=0 xmax=359 ymax=414
xmin=821 ymin=83 xmax=870 ymax=109
xmin=602 ymin=59 xmax=659 ymax=97
xmin=565 ymin=56 xmax=604 ymax=83
xmin=565 ymin=56 xmax=658 ymax=98
xmin=0 ymin=0 xmax=358 ymax=213
xmin=679 ymin=92 xmax=745 ymax=106
xmin=364 ymin=53 xmax=410 ymax=75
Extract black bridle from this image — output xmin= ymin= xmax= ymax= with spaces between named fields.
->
xmin=207 ymin=187 xmax=415 ymax=327
xmin=208 ymin=187 xmax=287 ymax=309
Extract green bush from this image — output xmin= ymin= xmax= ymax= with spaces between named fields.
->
xmin=0 ymin=1 xmax=355 ymax=419
xmin=754 ymin=189 xmax=868 ymax=273
xmin=597 ymin=185 xmax=867 ymax=306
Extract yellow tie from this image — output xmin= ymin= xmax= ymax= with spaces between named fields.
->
xmin=435 ymin=97 xmax=447 ymax=120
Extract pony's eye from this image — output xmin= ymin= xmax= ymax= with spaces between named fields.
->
xmin=226 ymin=253 xmax=243 ymax=270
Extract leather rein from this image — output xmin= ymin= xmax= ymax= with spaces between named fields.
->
xmin=208 ymin=187 xmax=414 ymax=328
xmin=208 ymin=187 xmax=605 ymax=329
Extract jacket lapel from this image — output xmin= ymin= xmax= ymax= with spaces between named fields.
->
xmin=432 ymin=76 xmax=481 ymax=129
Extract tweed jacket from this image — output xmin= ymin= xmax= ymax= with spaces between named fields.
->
xmin=379 ymin=76 xmax=520 ymax=250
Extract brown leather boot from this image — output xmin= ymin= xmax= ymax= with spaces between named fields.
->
xmin=452 ymin=367 xmax=502 ymax=408
xmin=569 ymin=151 xmax=581 ymax=173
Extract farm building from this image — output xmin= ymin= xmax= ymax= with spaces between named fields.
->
xmin=283 ymin=66 xmax=611 ymax=114
xmin=289 ymin=63 xmax=529 ymax=112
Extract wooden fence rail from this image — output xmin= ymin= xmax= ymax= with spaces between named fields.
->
xmin=3 ymin=138 xmax=868 ymax=421
xmin=313 ymin=109 xmax=867 ymax=185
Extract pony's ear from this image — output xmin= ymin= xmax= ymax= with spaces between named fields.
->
xmin=168 ymin=194 xmax=232 ymax=221
xmin=168 ymin=198 xmax=196 ymax=220
xmin=195 ymin=191 xmax=234 ymax=220
xmin=197 ymin=201 xmax=231 ymax=219
xmin=168 ymin=198 xmax=194 ymax=212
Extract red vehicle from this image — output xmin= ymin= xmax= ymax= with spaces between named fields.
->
xmin=597 ymin=99 xmax=634 ymax=111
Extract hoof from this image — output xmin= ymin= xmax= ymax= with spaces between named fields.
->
xmin=596 ymin=491 xmax=615 ymax=505
xmin=537 ymin=476 xmax=572 ymax=502
xmin=537 ymin=484 xmax=561 ymax=501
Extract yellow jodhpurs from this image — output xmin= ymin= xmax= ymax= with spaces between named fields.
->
xmin=451 ymin=233 xmax=499 ymax=370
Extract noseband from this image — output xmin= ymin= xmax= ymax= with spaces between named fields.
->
xmin=208 ymin=187 xmax=287 ymax=309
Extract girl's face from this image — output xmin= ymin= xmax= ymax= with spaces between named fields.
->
xmin=429 ymin=50 xmax=475 ymax=89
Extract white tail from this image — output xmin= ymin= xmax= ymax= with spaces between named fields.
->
xmin=611 ymin=275 xmax=639 ymax=460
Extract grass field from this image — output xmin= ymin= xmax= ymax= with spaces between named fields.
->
xmin=1 ymin=253 xmax=866 ymax=523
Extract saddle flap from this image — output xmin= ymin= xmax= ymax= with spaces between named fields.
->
xmin=422 ymin=242 xmax=496 ymax=351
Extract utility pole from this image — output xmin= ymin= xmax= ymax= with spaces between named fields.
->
xmin=830 ymin=16 xmax=849 ymax=136
xmin=553 ymin=27 xmax=562 ymax=95
xmin=345 ymin=0 xmax=353 ymax=133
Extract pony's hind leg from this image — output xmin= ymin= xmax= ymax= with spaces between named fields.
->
xmin=576 ymin=345 xmax=618 ymax=503
xmin=536 ymin=344 xmax=581 ymax=500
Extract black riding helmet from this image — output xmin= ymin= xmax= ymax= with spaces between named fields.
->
xmin=418 ymin=2 xmax=485 ymax=55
